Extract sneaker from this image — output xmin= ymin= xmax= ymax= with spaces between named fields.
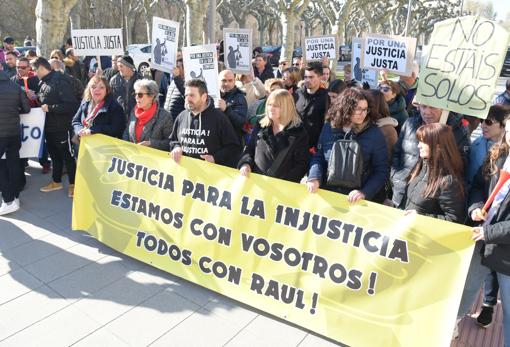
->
xmin=40 ymin=181 xmax=63 ymax=192
xmin=0 ymin=200 xmax=20 ymax=216
xmin=476 ymin=305 xmax=494 ymax=328
xmin=41 ymin=164 xmax=51 ymax=174
xmin=68 ymin=184 xmax=74 ymax=198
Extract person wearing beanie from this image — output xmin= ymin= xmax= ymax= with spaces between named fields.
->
xmin=109 ymin=55 xmax=143 ymax=122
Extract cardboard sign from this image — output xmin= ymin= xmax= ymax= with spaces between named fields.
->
xmin=304 ymin=35 xmax=337 ymax=62
xmin=71 ymin=28 xmax=124 ymax=56
xmin=362 ymin=33 xmax=416 ymax=76
xmin=352 ymin=38 xmax=378 ymax=88
xmin=223 ymin=28 xmax=252 ymax=74
xmin=183 ymin=44 xmax=220 ymax=99
xmin=416 ymin=16 xmax=510 ymax=118
xmin=151 ymin=17 xmax=180 ymax=73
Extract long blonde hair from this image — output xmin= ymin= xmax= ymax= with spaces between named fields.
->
xmin=260 ymin=89 xmax=301 ymax=129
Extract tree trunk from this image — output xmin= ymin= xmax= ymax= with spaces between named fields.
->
xmin=36 ymin=0 xmax=79 ymax=58
xmin=280 ymin=11 xmax=297 ymax=62
xmin=69 ymin=2 xmax=81 ymax=29
xmin=185 ymin=0 xmax=208 ymax=45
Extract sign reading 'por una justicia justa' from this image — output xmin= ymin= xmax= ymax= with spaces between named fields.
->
xmin=71 ymin=28 xmax=124 ymax=56
xmin=362 ymin=33 xmax=416 ymax=76
xmin=304 ymin=35 xmax=337 ymax=61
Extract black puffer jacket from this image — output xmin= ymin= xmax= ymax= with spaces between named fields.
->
xmin=125 ymin=105 xmax=173 ymax=151
xmin=221 ymin=87 xmax=248 ymax=141
xmin=469 ymin=155 xmax=510 ymax=276
xmin=391 ymin=113 xmax=470 ymax=206
xmin=295 ymin=86 xmax=329 ymax=149
xmin=403 ymin=162 xmax=465 ymax=223
xmin=163 ymin=75 xmax=185 ymax=121
xmin=0 ymin=71 xmax=30 ymax=138
xmin=38 ymin=70 xmax=79 ymax=133
xmin=238 ymin=122 xmax=309 ymax=183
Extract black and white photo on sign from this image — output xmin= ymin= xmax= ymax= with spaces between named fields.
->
xmin=362 ymin=33 xmax=416 ymax=76
xmin=352 ymin=38 xmax=378 ymax=88
xmin=304 ymin=35 xmax=336 ymax=61
xmin=71 ymin=28 xmax=124 ymax=56
xmin=151 ymin=17 xmax=180 ymax=73
xmin=183 ymin=44 xmax=220 ymax=99
xmin=223 ymin=28 xmax=252 ymax=74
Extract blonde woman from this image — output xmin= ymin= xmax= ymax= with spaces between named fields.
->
xmin=238 ymin=89 xmax=309 ymax=182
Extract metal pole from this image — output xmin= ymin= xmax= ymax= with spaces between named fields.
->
xmin=460 ymin=0 xmax=464 ymax=15
xmin=404 ymin=0 xmax=413 ymax=36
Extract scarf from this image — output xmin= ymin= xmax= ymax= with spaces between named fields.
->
xmin=134 ymin=103 xmax=157 ymax=143
xmin=82 ymin=100 xmax=105 ymax=128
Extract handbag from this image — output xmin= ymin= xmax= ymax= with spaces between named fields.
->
xmin=326 ymin=138 xmax=364 ymax=188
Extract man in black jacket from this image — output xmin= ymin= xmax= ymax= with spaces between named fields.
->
xmin=253 ymin=54 xmax=274 ymax=84
xmin=217 ymin=69 xmax=248 ymax=144
xmin=294 ymin=62 xmax=329 ymax=151
xmin=0 ymin=70 xmax=30 ymax=215
xmin=33 ymin=57 xmax=80 ymax=198
xmin=110 ymin=55 xmax=142 ymax=122
xmin=169 ymin=79 xmax=241 ymax=168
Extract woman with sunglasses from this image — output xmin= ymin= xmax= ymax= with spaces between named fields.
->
xmin=379 ymin=79 xmax=408 ymax=133
xmin=402 ymin=123 xmax=465 ymax=222
xmin=125 ymin=79 xmax=173 ymax=151
xmin=72 ymin=75 xmax=125 ymax=140
xmin=307 ymin=88 xmax=389 ymax=203
xmin=467 ymin=105 xmax=510 ymax=188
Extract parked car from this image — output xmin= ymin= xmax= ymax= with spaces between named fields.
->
xmin=15 ymin=46 xmax=36 ymax=56
xmin=338 ymin=45 xmax=351 ymax=61
xmin=501 ymin=47 xmax=510 ymax=77
xmin=127 ymin=43 xmax=152 ymax=75
xmin=261 ymin=45 xmax=303 ymax=67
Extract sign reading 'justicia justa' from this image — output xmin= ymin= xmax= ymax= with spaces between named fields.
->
xmin=362 ymin=33 xmax=417 ymax=76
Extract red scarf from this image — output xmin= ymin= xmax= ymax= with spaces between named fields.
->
xmin=134 ymin=103 xmax=157 ymax=143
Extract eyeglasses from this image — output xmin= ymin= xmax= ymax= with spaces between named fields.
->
xmin=279 ymin=62 xmax=287 ymax=66
xmin=483 ymin=118 xmax=496 ymax=126
xmin=354 ymin=107 xmax=370 ymax=115
xmin=379 ymin=85 xmax=391 ymax=93
xmin=134 ymin=92 xmax=149 ymax=98
xmin=16 ymin=66 xmax=29 ymax=70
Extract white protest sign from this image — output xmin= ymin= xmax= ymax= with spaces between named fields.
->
xmin=72 ymin=28 xmax=124 ymax=56
xmin=183 ymin=44 xmax=220 ymax=99
xmin=223 ymin=28 xmax=252 ymax=74
xmin=362 ymin=33 xmax=416 ymax=76
xmin=2 ymin=108 xmax=46 ymax=159
xmin=352 ymin=38 xmax=378 ymax=88
xmin=151 ymin=17 xmax=180 ymax=73
xmin=304 ymin=35 xmax=337 ymax=62
xmin=416 ymin=16 xmax=510 ymax=118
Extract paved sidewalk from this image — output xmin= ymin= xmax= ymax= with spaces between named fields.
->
xmin=0 ymin=163 xmax=341 ymax=347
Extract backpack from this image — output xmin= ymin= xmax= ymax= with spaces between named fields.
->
xmin=326 ymin=137 xmax=364 ymax=189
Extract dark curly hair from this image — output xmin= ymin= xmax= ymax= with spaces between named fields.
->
xmin=327 ymin=87 xmax=376 ymax=128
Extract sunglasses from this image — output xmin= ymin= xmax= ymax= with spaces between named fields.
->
xmin=379 ymin=85 xmax=391 ymax=93
xmin=134 ymin=92 xmax=149 ymax=98
xmin=483 ymin=118 xmax=497 ymax=126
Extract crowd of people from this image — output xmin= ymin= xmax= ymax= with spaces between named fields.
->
xmin=1 ymin=34 xmax=510 ymax=344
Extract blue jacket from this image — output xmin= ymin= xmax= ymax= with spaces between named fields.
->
xmin=494 ymin=91 xmax=510 ymax=106
xmin=467 ymin=136 xmax=494 ymax=188
xmin=72 ymin=95 xmax=126 ymax=139
xmin=308 ymin=122 xmax=389 ymax=200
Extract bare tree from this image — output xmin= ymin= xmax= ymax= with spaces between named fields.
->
xmin=267 ymin=0 xmax=310 ymax=61
xmin=36 ymin=0 xmax=79 ymax=57
xmin=218 ymin=0 xmax=259 ymax=28
xmin=249 ymin=0 xmax=277 ymax=45
xmin=217 ymin=1 xmax=235 ymax=29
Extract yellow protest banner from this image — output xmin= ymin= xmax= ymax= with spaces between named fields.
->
xmin=416 ymin=16 xmax=510 ymax=119
xmin=72 ymin=135 xmax=474 ymax=347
